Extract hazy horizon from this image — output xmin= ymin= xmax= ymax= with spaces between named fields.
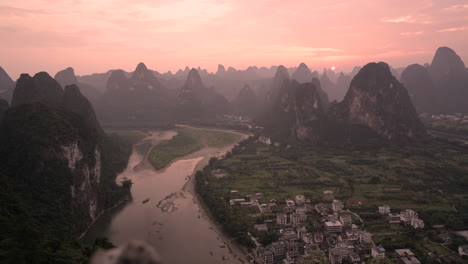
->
xmin=1 ymin=0 xmax=468 ymax=79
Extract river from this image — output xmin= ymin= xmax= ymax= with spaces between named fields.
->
xmin=82 ymin=129 xmax=248 ymax=264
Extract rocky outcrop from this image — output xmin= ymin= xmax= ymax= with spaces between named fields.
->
xmin=335 ymin=72 xmax=352 ymax=102
xmin=55 ymin=67 xmax=79 ymax=86
xmin=216 ymin=64 xmax=226 ymax=75
xmin=98 ymin=63 xmax=174 ymax=126
xmin=429 ymin=47 xmax=468 ymax=113
xmin=55 ymin=67 xmax=101 ymax=105
xmin=130 ymin=62 xmax=161 ymax=91
xmin=267 ymin=80 xmax=326 ymax=142
xmin=320 ymin=72 xmax=337 ymax=101
xmin=177 ymin=68 xmax=231 ymax=119
xmin=291 ymin=63 xmax=313 ymax=83
xmin=400 ymin=64 xmax=437 ymax=114
xmin=63 ymin=84 xmax=103 ymax=136
xmin=330 ymin=62 xmax=426 ymax=140
xmin=12 ymin=72 xmax=64 ymax=107
xmin=106 ymin=70 xmax=130 ymax=91
xmin=312 ymin=78 xmax=330 ymax=111
xmin=1 ymin=73 xmax=131 ymax=236
xmin=0 ymin=98 xmax=8 ymax=121
xmin=232 ymin=84 xmax=260 ymax=116
xmin=0 ymin=66 xmax=15 ymax=102
xmin=265 ymin=65 xmax=290 ymax=108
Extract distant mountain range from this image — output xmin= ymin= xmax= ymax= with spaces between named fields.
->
xmin=1 ymin=46 xmax=467 ymax=132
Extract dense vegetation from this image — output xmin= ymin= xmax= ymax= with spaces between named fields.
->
xmin=195 ymin=165 xmax=256 ymax=249
xmin=148 ymin=127 xmax=241 ymax=170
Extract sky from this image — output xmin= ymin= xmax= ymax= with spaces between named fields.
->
xmin=1 ymin=0 xmax=468 ymax=79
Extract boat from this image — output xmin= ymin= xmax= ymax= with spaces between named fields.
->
xmin=219 ymin=244 xmax=226 ymax=248
xmin=142 ymin=198 xmax=150 ymax=204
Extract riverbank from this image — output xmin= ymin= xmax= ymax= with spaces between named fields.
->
xmin=181 ymin=128 xmax=252 ymax=263
xmin=148 ymin=125 xmax=242 ymax=170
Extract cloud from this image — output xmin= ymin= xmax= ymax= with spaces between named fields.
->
xmin=259 ymin=46 xmax=344 ymax=55
xmin=373 ymin=50 xmax=430 ymax=58
xmin=443 ymin=4 xmax=468 ymax=12
xmin=0 ymin=5 xmax=51 ymax=17
xmin=400 ymin=31 xmax=424 ymax=36
xmin=381 ymin=15 xmax=431 ymax=24
xmin=438 ymin=26 xmax=468 ymax=32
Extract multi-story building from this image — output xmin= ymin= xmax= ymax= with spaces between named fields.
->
xmin=277 ymin=213 xmax=288 ymax=225
xmin=325 ymin=221 xmax=343 ymax=233
xmin=289 ymin=213 xmax=300 ymax=226
xmin=378 ymin=204 xmax=391 ymax=215
xmin=260 ymin=250 xmax=274 ymax=264
xmin=271 ymin=241 xmax=286 ymax=258
xmin=329 ymin=248 xmax=343 ymax=264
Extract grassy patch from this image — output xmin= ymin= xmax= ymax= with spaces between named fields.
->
xmin=148 ymin=127 xmax=241 ymax=170
xmin=105 ymin=129 xmax=148 ymax=144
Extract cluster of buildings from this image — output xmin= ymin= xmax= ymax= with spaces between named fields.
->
xmin=424 ymin=113 xmax=468 ymax=124
xmin=229 ymin=190 xmax=263 ymax=207
xmin=246 ymin=190 xmax=384 ymax=264
xmin=378 ymin=205 xmax=425 ymax=229
xmin=228 ymin=189 xmax=463 ymax=263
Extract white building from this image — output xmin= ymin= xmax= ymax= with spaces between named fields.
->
xmin=371 ymin=245 xmax=385 ymax=259
xmin=400 ymin=210 xmax=418 ymax=224
xmin=378 ymin=204 xmax=391 ymax=215
xmin=459 ymin=245 xmax=468 ymax=256
xmin=411 ymin=218 xmax=424 ymax=229
xmin=229 ymin=198 xmax=245 ymax=206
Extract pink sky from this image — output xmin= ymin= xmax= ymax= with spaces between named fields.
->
xmin=1 ymin=0 xmax=468 ymax=79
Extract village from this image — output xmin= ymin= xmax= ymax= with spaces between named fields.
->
xmin=228 ymin=189 xmax=468 ymax=264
